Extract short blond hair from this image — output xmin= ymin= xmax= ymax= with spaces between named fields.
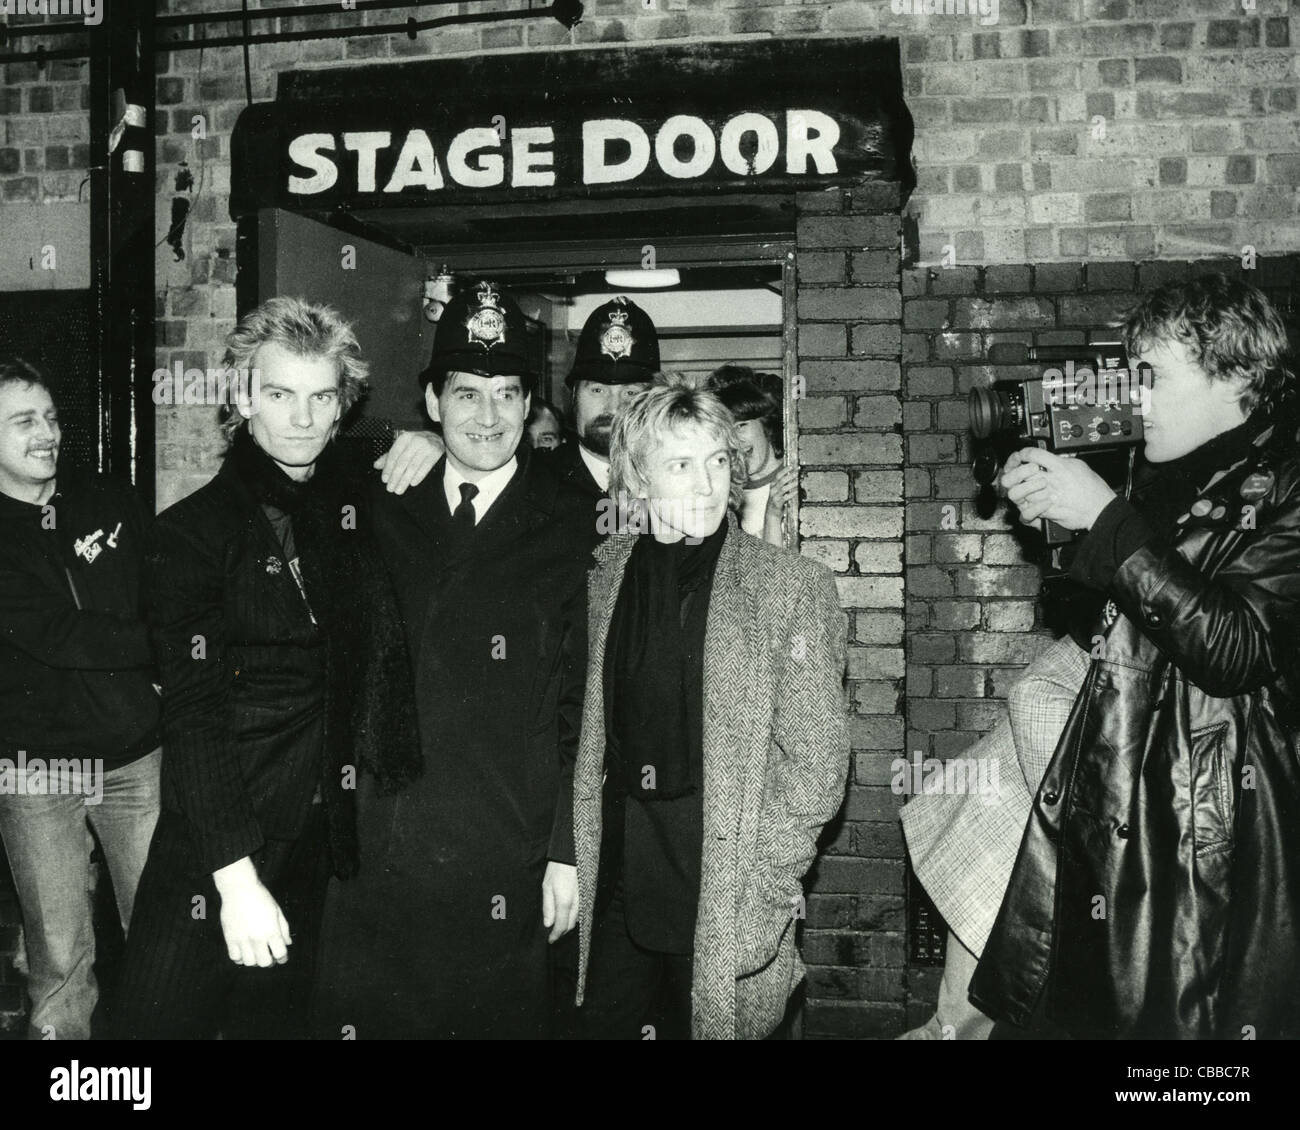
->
xmin=608 ymin=371 xmax=748 ymax=513
xmin=216 ymin=297 xmax=369 ymax=440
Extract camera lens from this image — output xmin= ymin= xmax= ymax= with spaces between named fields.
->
xmin=968 ymin=386 xmax=1013 ymax=439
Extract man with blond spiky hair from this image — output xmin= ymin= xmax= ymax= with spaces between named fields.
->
xmin=115 ymin=298 xmax=424 ymax=1039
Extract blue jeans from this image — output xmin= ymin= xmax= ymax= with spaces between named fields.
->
xmin=0 ymin=749 xmax=161 ymax=1039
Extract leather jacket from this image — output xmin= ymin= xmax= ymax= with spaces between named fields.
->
xmin=970 ymin=406 xmax=1300 ymax=1039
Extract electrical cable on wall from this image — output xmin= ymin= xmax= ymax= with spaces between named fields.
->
xmin=155 ymin=44 xmax=207 ymax=256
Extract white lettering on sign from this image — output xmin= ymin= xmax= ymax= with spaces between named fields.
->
xmin=511 ymin=126 xmax=556 ymax=188
xmin=720 ymin=112 xmax=780 ymax=176
xmin=655 ymin=115 xmax=716 ymax=180
xmin=786 ymin=110 xmax=839 ymax=175
xmin=285 ymin=110 xmax=841 ymax=196
xmin=343 ymin=131 xmax=392 ymax=192
xmin=446 ymin=126 xmax=504 ymax=188
xmin=287 ymin=133 xmax=338 ymax=194
xmin=583 ymin=118 xmax=652 ymax=185
xmin=384 ymin=129 xmax=445 ymax=192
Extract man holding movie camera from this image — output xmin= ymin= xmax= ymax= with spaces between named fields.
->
xmin=904 ymin=274 xmax=1300 ymax=1040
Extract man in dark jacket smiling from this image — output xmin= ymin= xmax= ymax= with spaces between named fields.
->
xmin=0 ymin=357 xmax=161 ymax=1039
xmin=314 ymin=281 xmax=600 ymax=1039
xmin=973 ymin=275 xmax=1300 ymax=1039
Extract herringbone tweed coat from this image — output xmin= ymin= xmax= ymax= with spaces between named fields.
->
xmin=573 ymin=514 xmax=849 ymax=1039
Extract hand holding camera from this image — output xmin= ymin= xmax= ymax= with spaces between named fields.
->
xmin=1000 ymin=447 xmax=1117 ymax=533
xmin=970 ymin=343 xmax=1148 ymax=546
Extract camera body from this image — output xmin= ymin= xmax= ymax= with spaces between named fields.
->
xmin=970 ymin=342 xmax=1146 ymax=452
xmin=969 ymin=343 xmax=1148 ymax=545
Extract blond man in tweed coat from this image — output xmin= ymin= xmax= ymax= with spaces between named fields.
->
xmin=570 ymin=374 xmax=849 ymax=1040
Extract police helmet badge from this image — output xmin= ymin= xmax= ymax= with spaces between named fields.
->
xmin=600 ymin=307 xmax=635 ymax=361
xmin=465 ymin=282 xmax=507 ymax=351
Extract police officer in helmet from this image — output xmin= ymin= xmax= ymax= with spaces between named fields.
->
xmin=544 ymin=296 xmax=660 ymax=507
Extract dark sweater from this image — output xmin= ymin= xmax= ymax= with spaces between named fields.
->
xmin=599 ymin=525 xmax=726 ymax=954
xmin=0 ymin=473 xmax=159 ymax=765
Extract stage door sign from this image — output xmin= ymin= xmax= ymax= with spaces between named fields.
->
xmin=231 ymin=37 xmax=914 ymax=216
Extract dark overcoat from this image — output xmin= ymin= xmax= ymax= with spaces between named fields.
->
xmin=317 ymin=444 xmax=599 ymax=1038
xmin=139 ymin=438 xmax=419 ymax=883
xmin=538 ymin=436 xmax=605 ymax=505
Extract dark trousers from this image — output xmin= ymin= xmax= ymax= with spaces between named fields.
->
xmin=112 ymin=807 xmax=331 ymax=1039
xmin=577 ymin=883 xmax=694 ymax=1040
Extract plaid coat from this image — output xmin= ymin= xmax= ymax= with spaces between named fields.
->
xmin=900 ymin=636 xmax=1090 ymax=956
xmin=572 ymin=514 xmax=849 ymax=1039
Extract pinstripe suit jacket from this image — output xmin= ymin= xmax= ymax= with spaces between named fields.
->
xmin=573 ymin=514 xmax=849 ymax=1039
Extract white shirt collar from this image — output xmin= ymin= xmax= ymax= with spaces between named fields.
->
xmin=577 ymin=443 xmax=610 ymax=492
xmin=443 ymin=455 xmax=518 ymax=525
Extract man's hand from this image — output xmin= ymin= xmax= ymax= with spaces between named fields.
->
xmin=213 ymin=856 xmax=292 ymax=968
xmin=1000 ymin=447 xmax=1116 ymax=532
xmin=374 ymin=430 xmax=444 ymax=495
xmin=541 ymin=861 xmax=579 ymax=944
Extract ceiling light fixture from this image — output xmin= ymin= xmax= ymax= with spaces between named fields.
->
xmin=603 ymin=268 xmax=681 ymax=289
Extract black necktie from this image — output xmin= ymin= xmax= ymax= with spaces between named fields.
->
xmin=454 ymin=481 xmax=479 ymax=531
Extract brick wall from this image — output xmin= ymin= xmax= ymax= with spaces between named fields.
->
xmin=901 ymin=0 xmax=1299 ymax=265
xmin=1 ymin=55 xmax=91 ymax=207
xmin=0 ymin=48 xmax=92 ymax=296
xmin=794 ymin=184 xmax=907 ymax=1038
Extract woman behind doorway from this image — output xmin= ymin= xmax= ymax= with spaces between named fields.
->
xmin=708 ymin=366 xmax=797 ymax=546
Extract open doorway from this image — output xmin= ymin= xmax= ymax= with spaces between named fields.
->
xmin=243 ymin=208 xmax=800 ymax=546
xmin=471 ymin=258 xmax=798 ymax=546
xmin=484 ymin=263 xmax=785 ymax=401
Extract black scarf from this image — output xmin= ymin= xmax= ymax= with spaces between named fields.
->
xmin=1131 ymin=408 xmax=1273 ymax=535
xmin=605 ymin=519 xmax=728 ymax=802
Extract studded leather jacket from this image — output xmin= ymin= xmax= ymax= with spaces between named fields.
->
xmin=970 ymin=404 xmax=1300 ymax=1039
